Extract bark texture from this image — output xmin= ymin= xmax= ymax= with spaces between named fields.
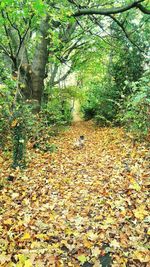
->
xmin=31 ymin=18 xmax=49 ymax=110
xmin=12 ymin=18 xmax=50 ymax=111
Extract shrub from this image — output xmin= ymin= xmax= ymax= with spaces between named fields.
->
xmin=42 ymin=88 xmax=73 ymax=126
xmin=0 ymin=84 xmax=13 ymax=148
xmin=81 ymin=82 xmax=119 ymax=125
xmin=120 ymin=71 xmax=150 ymax=140
xmin=11 ymin=102 xmax=36 ymax=168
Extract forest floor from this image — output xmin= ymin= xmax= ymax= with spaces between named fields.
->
xmin=0 ymin=121 xmax=150 ymax=267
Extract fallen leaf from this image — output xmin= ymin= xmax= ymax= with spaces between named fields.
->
xmin=0 ymin=253 xmax=11 ymax=264
xmin=4 ymin=218 xmax=12 ymax=225
xmin=133 ymin=205 xmax=148 ymax=220
xmin=133 ymin=249 xmax=150 ymax=262
xmin=91 ymin=246 xmax=100 ymax=257
xmin=21 ymin=232 xmax=31 ymax=240
xmin=78 ymin=255 xmax=87 ymax=264
xmin=24 ymin=259 xmax=32 ymax=267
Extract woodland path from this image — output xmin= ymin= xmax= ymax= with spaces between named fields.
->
xmin=72 ymin=100 xmax=83 ymax=122
xmin=0 ymin=121 xmax=149 ymax=266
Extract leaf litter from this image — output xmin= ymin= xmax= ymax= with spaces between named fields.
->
xmin=0 ymin=121 xmax=149 ymax=266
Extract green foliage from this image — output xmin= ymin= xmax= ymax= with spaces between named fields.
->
xmin=120 ymin=71 xmax=150 ymax=139
xmin=44 ymin=143 xmax=57 ymax=153
xmin=42 ymin=86 xmax=73 ymax=126
xmin=109 ymin=47 xmax=144 ymax=97
xmin=81 ymin=81 xmax=119 ymax=126
xmin=11 ymin=102 xmax=35 ymax=168
xmin=81 ymin=86 xmax=98 ymax=120
xmin=42 ymin=99 xmax=72 ymax=126
xmin=12 ymin=119 xmax=26 ymax=169
xmin=0 ymin=84 xmax=14 ymax=148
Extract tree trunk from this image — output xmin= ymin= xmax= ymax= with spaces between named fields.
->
xmin=17 ymin=18 xmax=49 ymax=112
xmin=31 ymin=19 xmax=49 ymax=111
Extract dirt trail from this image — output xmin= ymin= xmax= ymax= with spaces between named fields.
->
xmin=0 ymin=121 xmax=149 ymax=266
xmin=72 ymin=100 xmax=83 ymax=122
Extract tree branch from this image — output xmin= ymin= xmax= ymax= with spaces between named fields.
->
xmin=0 ymin=44 xmax=10 ymax=57
xmin=67 ymin=0 xmax=81 ymax=9
xmin=49 ymin=64 xmax=59 ymax=87
xmin=90 ymin=15 xmax=117 ymax=39
xmin=61 ymin=37 xmax=83 ymax=59
xmin=53 ymin=66 xmax=72 ymax=86
xmin=137 ymin=3 xmax=150 ymax=14
xmin=1 ymin=10 xmax=15 ymax=60
xmin=73 ymin=0 xmax=146 ymax=17
xmin=16 ymin=14 xmax=34 ymax=58
xmin=75 ymin=17 xmax=117 ymax=48
xmin=108 ymin=15 xmax=144 ymax=52
xmin=5 ymin=12 xmax=22 ymax=43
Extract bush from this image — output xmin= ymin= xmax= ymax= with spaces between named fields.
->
xmin=81 ymin=102 xmax=97 ymax=121
xmin=81 ymin=82 xmax=119 ymax=125
xmin=0 ymin=84 xmax=13 ymax=148
xmin=42 ymin=87 xmax=73 ymax=126
xmin=120 ymin=71 xmax=150 ymax=140
xmin=94 ymin=115 xmax=112 ymax=126
xmin=11 ymin=101 xmax=36 ymax=168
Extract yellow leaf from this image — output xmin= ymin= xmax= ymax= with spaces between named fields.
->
xmin=0 ymin=84 xmax=6 ymax=88
xmin=104 ymin=216 xmax=115 ymax=224
xmin=87 ymin=231 xmax=98 ymax=241
xmin=16 ymin=262 xmax=23 ymax=267
xmin=24 ymin=259 xmax=32 ymax=267
xmin=31 ymin=241 xmax=41 ymax=249
xmin=11 ymin=119 xmax=18 ymax=127
xmin=147 ymin=228 xmax=150 ymax=235
xmin=17 ymin=220 xmax=23 ymax=226
xmin=0 ymin=156 xmax=4 ymax=163
xmin=0 ymin=252 xmax=11 ymax=264
xmin=68 ymin=262 xmax=74 ymax=267
xmin=102 ymin=216 xmax=116 ymax=229
xmin=91 ymin=246 xmax=100 ymax=257
xmin=83 ymin=239 xmax=92 ymax=249
xmin=4 ymin=218 xmax=12 ymax=225
xmin=17 ymin=254 xmax=27 ymax=264
xmin=64 ymin=228 xmax=73 ymax=235
xmin=20 ymin=83 xmax=26 ymax=89
xmin=32 ymin=195 xmax=36 ymax=201
xmin=133 ymin=205 xmax=148 ymax=220
xmin=133 ymin=249 xmax=150 ymax=262
xmin=129 ymin=179 xmax=141 ymax=191
xmin=110 ymin=239 xmax=120 ymax=249
xmin=23 ymin=214 xmax=31 ymax=224
xmin=21 ymin=232 xmax=31 ymax=240
xmin=35 ymin=233 xmax=46 ymax=240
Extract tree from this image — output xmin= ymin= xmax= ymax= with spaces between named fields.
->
xmin=0 ymin=0 xmax=149 ymax=112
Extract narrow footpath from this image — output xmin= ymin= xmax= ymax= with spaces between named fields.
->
xmin=0 ymin=122 xmax=149 ymax=266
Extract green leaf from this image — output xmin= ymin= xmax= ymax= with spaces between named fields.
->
xmin=78 ymin=255 xmax=87 ymax=264
xmin=1 ymin=1 xmax=6 ymax=8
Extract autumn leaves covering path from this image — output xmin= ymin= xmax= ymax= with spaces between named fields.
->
xmin=0 ymin=121 xmax=150 ymax=266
